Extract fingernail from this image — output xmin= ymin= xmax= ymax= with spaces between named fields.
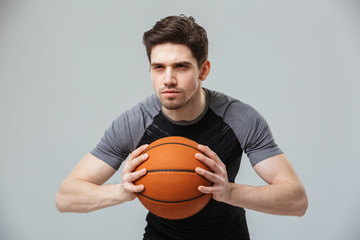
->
xmin=195 ymin=153 xmax=202 ymax=158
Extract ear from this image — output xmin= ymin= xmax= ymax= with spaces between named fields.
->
xmin=199 ymin=60 xmax=211 ymax=81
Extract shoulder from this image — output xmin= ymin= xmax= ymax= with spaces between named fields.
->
xmin=110 ymin=94 xmax=162 ymax=144
xmin=206 ymin=89 xmax=282 ymax=165
xmin=206 ymin=88 xmax=269 ymax=139
xmin=138 ymin=94 xmax=162 ymax=113
xmin=116 ymin=94 xmax=161 ymax=123
xmin=206 ymin=88 xmax=259 ymax=121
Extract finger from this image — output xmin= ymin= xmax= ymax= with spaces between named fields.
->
xmin=198 ymin=185 xmax=221 ymax=194
xmin=196 ymin=167 xmax=220 ymax=183
xmin=124 ymin=182 xmax=145 ymax=193
xmin=133 ymin=184 xmax=145 ymax=193
xmin=129 ymin=144 xmax=149 ymax=160
xmin=195 ymin=152 xmax=222 ymax=174
xmin=124 ymin=168 xmax=146 ymax=181
xmin=198 ymin=185 xmax=212 ymax=194
xmin=197 ymin=144 xmax=225 ymax=167
xmin=130 ymin=153 xmax=149 ymax=169
xmin=123 ymin=153 xmax=149 ymax=174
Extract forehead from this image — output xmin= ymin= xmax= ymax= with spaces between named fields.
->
xmin=150 ymin=43 xmax=196 ymax=64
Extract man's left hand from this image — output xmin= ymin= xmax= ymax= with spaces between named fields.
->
xmin=195 ymin=144 xmax=232 ymax=203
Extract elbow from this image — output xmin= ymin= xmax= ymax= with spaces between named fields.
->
xmin=294 ymin=192 xmax=308 ymax=217
xmin=55 ymin=180 xmax=75 ymax=213
xmin=289 ymin=181 xmax=308 ymax=217
xmin=55 ymin=191 xmax=65 ymax=213
xmin=55 ymin=188 xmax=71 ymax=213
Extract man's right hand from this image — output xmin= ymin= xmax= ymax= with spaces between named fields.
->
xmin=120 ymin=144 xmax=149 ymax=201
xmin=56 ymin=145 xmax=149 ymax=213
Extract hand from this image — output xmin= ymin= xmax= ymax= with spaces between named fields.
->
xmin=120 ymin=144 xmax=149 ymax=202
xmin=195 ymin=144 xmax=232 ymax=203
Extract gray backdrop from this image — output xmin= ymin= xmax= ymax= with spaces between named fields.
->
xmin=1 ymin=0 xmax=359 ymax=239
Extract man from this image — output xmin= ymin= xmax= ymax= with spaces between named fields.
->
xmin=56 ymin=15 xmax=308 ymax=239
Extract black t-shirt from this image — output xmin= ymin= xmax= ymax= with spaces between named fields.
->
xmin=91 ymin=88 xmax=283 ymax=240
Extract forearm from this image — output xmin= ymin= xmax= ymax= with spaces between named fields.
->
xmin=55 ymin=178 xmax=127 ymax=213
xmin=226 ymin=182 xmax=308 ymax=216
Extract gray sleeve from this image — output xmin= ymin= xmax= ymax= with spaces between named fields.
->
xmin=90 ymin=95 xmax=161 ymax=170
xmin=224 ymin=101 xmax=283 ymax=166
xmin=90 ymin=110 xmax=134 ymax=170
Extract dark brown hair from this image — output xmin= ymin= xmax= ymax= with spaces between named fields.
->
xmin=143 ymin=15 xmax=208 ymax=68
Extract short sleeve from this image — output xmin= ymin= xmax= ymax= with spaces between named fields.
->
xmin=90 ymin=94 xmax=161 ymax=170
xmin=90 ymin=112 xmax=133 ymax=170
xmin=224 ymin=101 xmax=283 ymax=166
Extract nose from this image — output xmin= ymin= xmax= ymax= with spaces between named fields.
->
xmin=164 ymin=67 xmax=176 ymax=86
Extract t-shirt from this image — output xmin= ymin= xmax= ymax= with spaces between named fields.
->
xmin=91 ymin=88 xmax=283 ymax=240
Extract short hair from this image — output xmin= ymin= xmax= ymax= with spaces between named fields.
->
xmin=143 ymin=15 xmax=208 ymax=68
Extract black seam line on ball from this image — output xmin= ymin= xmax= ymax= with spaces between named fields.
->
xmin=143 ymin=142 xmax=204 ymax=155
xmin=138 ymin=192 xmax=206 ymax=203
xmin=147 ymin=169 xmax=196 ymax=173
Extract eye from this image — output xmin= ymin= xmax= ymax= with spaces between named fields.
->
xmin=175 ymin=64 xmax=188 ymax=69
xmin=152 ymin=65 xmax=164 ymax=70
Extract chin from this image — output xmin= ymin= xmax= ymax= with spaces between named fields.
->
xmin=162 ymin=103 xmax=183 ymax=110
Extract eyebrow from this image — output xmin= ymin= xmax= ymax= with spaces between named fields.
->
xmin=150 ymin=61 xmax=193 ymax=67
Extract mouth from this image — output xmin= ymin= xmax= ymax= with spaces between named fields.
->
xmin=161 ymin=89 xmax=181 ymax=98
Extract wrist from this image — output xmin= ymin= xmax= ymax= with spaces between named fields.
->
xmin=117 ymin=183 xmax=136 ymax=203
xmin=224 ymin=183 xmax=236 ymax=205
xmin=223 ymin=183 xmax=245 ymax=207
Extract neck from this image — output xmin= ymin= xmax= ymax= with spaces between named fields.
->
xmin=162 ymin=88 xmax=206 ymax=122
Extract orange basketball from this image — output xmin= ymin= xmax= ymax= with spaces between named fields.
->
xmin=134 ymin=136 xmax=212 ymax=220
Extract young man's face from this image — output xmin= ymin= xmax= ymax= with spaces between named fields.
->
xmin=150 ymin=43 xmax=204 ymax=111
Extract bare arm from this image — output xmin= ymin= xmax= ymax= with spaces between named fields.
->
xmin=196 ymin=145 xmax=308 ymax=216
xmin=227 ymin=154 xmax=308 ymax=216
xmin=55 ymin=145 xmax=149 ymax=213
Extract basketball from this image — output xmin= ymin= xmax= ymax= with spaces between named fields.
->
xmin=134 ymin=136 xmax=212 ymax=220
